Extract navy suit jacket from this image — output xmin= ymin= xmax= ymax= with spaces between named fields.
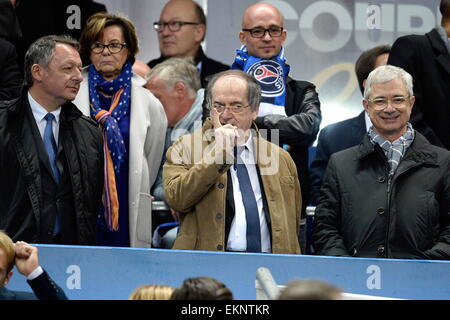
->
xmin=0 ymin=270 xmax=67 ymax=300
xmin=309 ymin=111 xmax=367 ymax=205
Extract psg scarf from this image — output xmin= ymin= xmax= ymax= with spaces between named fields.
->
xmin=231 ymin=45 xmax=290 ymax=107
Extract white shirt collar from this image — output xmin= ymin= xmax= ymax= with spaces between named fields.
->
xmin=28 ymin=91 xmax=61 ymax=124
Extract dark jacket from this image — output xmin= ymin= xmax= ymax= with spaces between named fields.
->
xmin=309 ymin=111 xmax=366 ymax=205
xmin=0 ymin=270 xmax=67 ymax=300
xmin=148 ymin=47 xmax=229 ymax=88
xmin=0 ymin=90 xmax=103 ymax=244
xmin=313 ymin=131 xmax=450 ymax=259
xmin=388 ymin=28 xmax=450 ymax=149
xmin=254 ymin=77 xmax=322 ymax=216
xmin=0 ymin=38 xmax=22 ymax=101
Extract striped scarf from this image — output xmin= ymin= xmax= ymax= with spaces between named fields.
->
xmin=368 ymin=123 xmax=415 ymax=176
xmin=88 ymin=60 xmax=132 ymax=231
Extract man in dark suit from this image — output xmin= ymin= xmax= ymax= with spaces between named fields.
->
xmin=148 ymin=0 xmax=229 ymax=87
xmin=309 ymin=45 xmax=390 ymax=205
xmin=0 ymin=38 xmax=22 ymax=101
xmin=387 ymin=0 xmax=450 ymax=150
xmin=0 ymin=231 xmax=67 ymax=300
xmin=0 ymin=35 xmax=103 ymax=244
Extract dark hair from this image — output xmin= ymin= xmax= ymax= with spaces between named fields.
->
xmin=193 ymin=1 xmax=206 ymax=42
xmin=440 ymin=0 xmax=450 ymax=18
xmin=79 ymin=12 xmax=139 ymax=66
xmin=354 ymin=44 xmax=391 ymax=95
xmin=193 ymin=1 xmax=206 ymax=26
xmin=170 ymin=277 xmax=233 ymax=300
xmin=206 ymin=69 xmax=262 ymax=111
xmin=24 ymin=34 xmax=79 ymax=87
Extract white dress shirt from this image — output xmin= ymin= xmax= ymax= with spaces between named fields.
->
xmin=226 ymin=132 xmax=271 ymax=253
xmin=28 ymin=92 xmax=61 ymax=145
xmin=364 ymin=111 xmax=373 ymax=133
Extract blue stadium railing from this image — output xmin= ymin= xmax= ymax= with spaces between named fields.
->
xmin=7 ymin=244 xmax=450 ymax=300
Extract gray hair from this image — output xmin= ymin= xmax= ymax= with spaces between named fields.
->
xmin=364 ymin=65 xmax=413 ymax=99
xmin=24 ymin=34 xmax=79 ymax=87
xmin=206 ymin=69 xmax=262 ymax=111
xmin=146 ymin=57 xmax=201 ymax=98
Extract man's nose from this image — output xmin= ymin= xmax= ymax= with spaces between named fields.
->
xmin=74 ymin=68 xmax=83 ymax=82
xmin=262 ymin=30 xmax=272 ymax=41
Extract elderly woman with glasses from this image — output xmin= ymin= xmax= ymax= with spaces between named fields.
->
xmin=73 ymin=12 xmax=167 ymax=247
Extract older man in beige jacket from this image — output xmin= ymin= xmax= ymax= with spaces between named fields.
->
xmin=164 ymin=70 xmax=301 ymax=254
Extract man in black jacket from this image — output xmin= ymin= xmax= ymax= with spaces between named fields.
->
xmin=0 ymin=38 xmax=22 ymax=101
xmin=148 ymin=0 xmax=229 ymax=88
xmin=0 ymin=231 xmax=67 ymax=300
xmin=309 ymin=45 xmax=390 ymax=205
xmin=231 ymin=3 xmax=321 ymax=223
xmin=0 ymin=35 xmax=103 ymax=245
xmin=387 ymin=0 xmax=450 ymax=150
xmin=313 ymin=65 xmax=450 ymax=260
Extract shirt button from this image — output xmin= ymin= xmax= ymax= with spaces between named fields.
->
xmin=377 ymin=245 xmax=385 ymax=256
xmin=217 ymin=183 xmax=224 ymax=189
xmin=377 ymin=176 xmax=385 ymax=183
xmin=216 ymin=213 xmax=223 ymax=219
xmin=377 ymin=207 xmax=385 ymax=215
xmin=217 ymin=244 xmax=223 ymax=250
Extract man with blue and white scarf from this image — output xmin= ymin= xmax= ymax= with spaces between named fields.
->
xmin=233 ymin=3 xmax=322 ymax=229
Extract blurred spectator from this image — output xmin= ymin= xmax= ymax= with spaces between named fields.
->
xmin=229 ymin=3 xmax=321 ymax=228
xmin=164 ymin=70 xmax=301 ymax=254
xmin=0 ymin=38 xmax=22 ymax=100
xmin=0 ymin=231 xmax=68 ymax=300
xmin=309 ymin=44 xmax=390 ymax=205
xmin=13 ymin=0 xmax=107 ymax=68
xmin=147 ymin=57 xmax=203 ymax=228
xmin=0 ymin=0 xmax=22 ymax=46
xmin=148 ymin=0 xmax=229 ymax=87
xmin=388 ymin=0 xmax=450 ymax=149
xmin=129 ymin=284 xmax=174 ymax=300
xmin=313 ymin=65 xmax=450 ymax=259
xmin=132 ymin=60 xmax=151 ymax=83
xmin=74 ymin=12 xmax=167 ymax=247
xmin=0 ymin=35 xmax=103 ymax=244
xmin=278 ymin=279 xmax=342 ymax=300
xmin=171 ymin=276 xmax=233 ymax=300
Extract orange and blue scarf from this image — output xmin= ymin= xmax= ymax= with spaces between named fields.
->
xmin=88 ymin=60 xmax=132 ymax=231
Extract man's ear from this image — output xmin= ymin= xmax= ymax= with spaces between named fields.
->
xmin=363 ymin=99 xmax=369 ymax=113
xmin=31 ymin=64 xmax=45 ymax=83
xmin=239 ymin=31 xmax=247 ymax=45
xmin=195 ymin=24 xmax=206 ymax=42
xmin=252 ymin=105 xmax=259 ymax=120
xmin=174 ymin=82 xmax=187 ymax=99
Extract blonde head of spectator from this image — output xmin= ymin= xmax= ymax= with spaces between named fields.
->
xmin=129 ymin=284 xmax=175 ymax=300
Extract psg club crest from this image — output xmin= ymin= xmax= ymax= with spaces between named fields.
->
xmin=247 ymin=60 xmax=285 ymax=97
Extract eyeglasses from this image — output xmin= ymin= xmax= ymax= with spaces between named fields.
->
xmin=91 ymin=42 xmax=127 ymax=54
xmin=153 ymin=21 xmax=200 ymax=32
xmin=367 ymin=96 xmax=411 ymax=110
xmin=213 ymin=104 xmax=250 ymax=114
xmin=242 ymin=26 xmax=284 ymax=38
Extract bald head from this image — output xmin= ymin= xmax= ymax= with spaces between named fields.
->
xmin=242 ymin=3 xmax=284 ymax=28
xmin=239 ymin=3 xmax=286 ymax=59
